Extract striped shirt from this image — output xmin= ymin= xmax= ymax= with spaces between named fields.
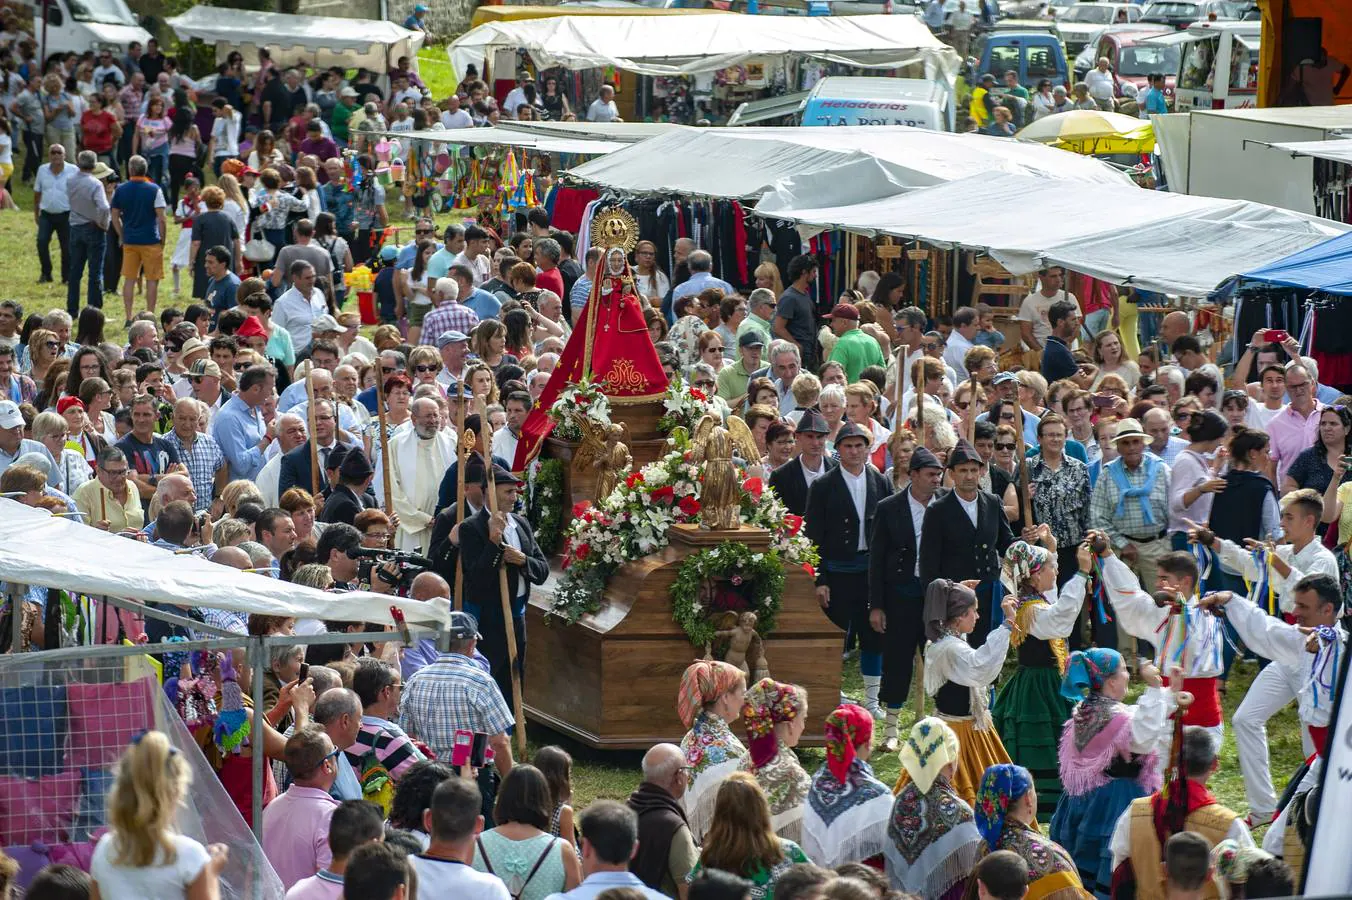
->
xmin=346 ymin=714 xmax=426 ymax=786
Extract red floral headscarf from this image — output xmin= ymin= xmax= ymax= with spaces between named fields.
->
xmin=824 ymin=703 xmax=873 ymax=782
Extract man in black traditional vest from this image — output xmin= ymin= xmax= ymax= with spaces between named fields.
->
xmin=768 ymin=407 xmax=835 ymax=516
xmin=805 ymin=421 xmax=892 ymax=715
xmin=627 ymin=743 xmax=699 ymax=897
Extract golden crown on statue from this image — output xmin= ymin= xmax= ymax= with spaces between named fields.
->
xmin=593 ymin=208 xmax=639 ymax=252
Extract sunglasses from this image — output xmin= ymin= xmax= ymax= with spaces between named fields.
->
xmin=234 ymin=362 xmax=249 ymax=371
xmin=954 ymin=400 xmax=970 ymax=410
xmin=995 ymin=442 xmax=1016 ymax=451
xmin=705 ymin=346 xmax=723 ymax=353
xmin=693 ymin=380 xmax=715 ymax=389
xmin=923 ymin=342 xmax=943 ymax=351
xmin=415 ymin=229 xmax=433 ymax=236
xmin=414 ymin=364 xmax=439 ymax=374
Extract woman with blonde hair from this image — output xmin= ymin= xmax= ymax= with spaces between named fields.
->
xmin=464 ymin=361 xmax=500 ymax=407
xmin=1090 ymin=330 xmax=1139 ymax=391
xmin=23 ymin=327 xmax=60 ymax=382
xmin=678 ymin=660 xmax=749 ymax=840
xmin=845 ymin=382 xmax=891 ymax=470
xmin=216 ymin=172 xmax=249 ymax=237
xmin=739 ymin=678 xmax=811 ymax=842
xmin=952 ymin=381 xmax=987 ymax=443
xmin=90 ymin=730 xmax=228 ymax=900
xmin=754 ymin=262 xmax=784 ymax=299
xmin=472 ymin=318 xmax=515 ymax=373
xmin=373 ymin=324 xmax=403 ymax=352
xmin=221 ymin=479 xmax=265 ymax=517
xmin=689 ymin=772 xmax=810 ymax=900
xmin=886 ymin=427 xmax=917 ymax=489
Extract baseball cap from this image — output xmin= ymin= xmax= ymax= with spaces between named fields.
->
xmin=312 ymin=313 xmax=342 ymax=335
xmin=0 ymin=400 xmax=22 ymax=429
xmin=448 ymin=610 xmax=481 ymax=640
xmin=823 ymin=302 xmax=859 ymax=321
xmin=738 ymin=331 xmax=765 ymax=349
xmin=991 ymin=371 xmax=1018 ymax=386
xmin=340 ymin=86 xmax=359 ymax=98
xmin=189 ymin=359 xmax=222 ymax=379
xmin=379 ymin=244 xmax=400 ymax=262
xmin=435 ymin=330 xmax=470 ymax=349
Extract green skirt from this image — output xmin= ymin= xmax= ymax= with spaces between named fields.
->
xmin=993 ymin=665 xmax=1074 ymax=820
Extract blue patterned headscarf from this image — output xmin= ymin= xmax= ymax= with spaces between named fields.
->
xmin=1060 ymin=648 xmax=1124 ymax=702
xmin=975 ymin=764 xmax=1033 ymax=851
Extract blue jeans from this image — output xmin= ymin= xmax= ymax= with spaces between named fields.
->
xmin=67 ymin=223 xmax=107 ymax=314
xmin=146 ymin=147 xmax=170 ymax=194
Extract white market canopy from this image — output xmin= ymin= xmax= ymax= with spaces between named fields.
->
xmin=565 ymin=126 xmax=1127 ymax=204
xmin=1263 ymin=138 xmax=1352 ymax=166
xmin=370 ymin=127 xmax=632 ymax=156
xmin=168 ymin=7 xmax=425 ymax=72
xmin=754 ymin=171 xmax=1351 ymax=297
xmin=0 ymin=500 xmax=450 ymax=629
xmin=449 ymin=13 xmax=958 ymax=81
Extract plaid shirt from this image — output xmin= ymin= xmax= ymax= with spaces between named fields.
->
xmin=163 ymin=431 xmax=224 ymax=512
xmin=399 ymin=652 xmax=512 ymax=758
xmin=1089 ymin=455 xmax=1172 ymax=548
xmin=419 ymin=301 xmax=480 ymax=348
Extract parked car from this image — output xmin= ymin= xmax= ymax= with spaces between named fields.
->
xmin=978 ymin=32 xmax=1069 ymax=89
xmin=1074 ymin=25 xmax=1178 ymax=104
xmin=1139 ymin=0 xmax=1243 ymax=29
xmin=1055 ymin=3 xmax=1142 ymax=56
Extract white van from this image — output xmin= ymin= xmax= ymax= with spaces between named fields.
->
xmin=1142 ymin=20 xmax=1260 ymax=111
xmin=24 ymin=0 xmax=151 ymax=57
xmin=800 ymin=76 xmax=954 ymax=131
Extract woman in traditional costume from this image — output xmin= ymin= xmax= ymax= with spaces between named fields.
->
xmin=739 ymin=677 xmax=811 ymax=843
xmin=908 ymin=578 xmax=1018 ymax=806
xmin=801 ymin=703 xmax=892 ymax=868
xmin=884 ymin=717 xmax=983 ymax=900
xmin=993 ymin=535 xmax=1090 ymax=819
xmin=677 ymin=660 xmax=748 ymax=840
xmin=975 ymin=764 xmax=1090 ymax=900
xmin=1048 ymin=649 xmax=1178 ymax=900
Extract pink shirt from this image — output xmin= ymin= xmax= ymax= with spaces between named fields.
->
xmin=261 ymin=785 xmax=337 ymax=890
xmin=284 ymin=870 xmax=344 ymax=900
xmin=1269 ymin=402 xmax=1323 ymax=485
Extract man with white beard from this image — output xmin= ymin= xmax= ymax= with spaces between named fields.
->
xmin=389 ymin=396 xmax=457 ymax=553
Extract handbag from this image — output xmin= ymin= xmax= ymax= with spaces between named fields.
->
xmin=242 ymin=234 xmax=275 ymax=263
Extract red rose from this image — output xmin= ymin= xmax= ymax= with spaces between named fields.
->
xmin=625 ymin=471 xmax=645 ymax=488
xmin=784 ymin=514 xmax=803 ymax=536
xmin=575 ymin=543 xmax=592 ymax=561
xmin=801 ymin=562 xmax=816 ymax=578
xmin=572 ymin=501 xmax=593 ymax=519
xmin=743 ymin=477 xmax=763 ymax=498
xmin=690 ymin=388 xmax=707 ymax=401
xmin=678 ymin=496 xmax=701 ymax=517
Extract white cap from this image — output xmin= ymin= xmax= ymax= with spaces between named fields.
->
xmin=0 ymin=400 xmax=22 ymax=429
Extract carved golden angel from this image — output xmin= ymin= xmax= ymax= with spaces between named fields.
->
xmin=575 ymin=417 xmax=631 ymax=502
xmin=690 ymin=413 xmax=759 ymax=531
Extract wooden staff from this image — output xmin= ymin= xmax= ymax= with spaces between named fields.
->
xmin=306 ymin=368 xmax=320 ymax=497
xmin=915 ymin=362 xmax=926 ymax=450
xmin=453 ymin=390 xmax=471 ymax=612
xmin=478 ymin=398 xmax=527 ymax=757
xmin=1012 ymin=396 xmax=1033 ymax=526
xmin=375 ymin=368 xmax=393 ymax=513
xmin=99 ymin=479 xmax=107 ymax=524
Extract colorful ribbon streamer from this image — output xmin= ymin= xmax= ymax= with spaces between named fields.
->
xmin=1090 ymin=555 xmax=1114 ymax=625
xmin=1309 ymin=625 xmax=1341 ymax=711
xmin=1243 ymin=548 xmax=1277 ymax=616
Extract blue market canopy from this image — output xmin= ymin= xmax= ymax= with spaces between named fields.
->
xmin=1242 ymin=230 xmax=1352 ymax=295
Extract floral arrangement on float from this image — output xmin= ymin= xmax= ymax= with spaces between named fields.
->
xmin=547 ymin=428 xmax=819 ymax=645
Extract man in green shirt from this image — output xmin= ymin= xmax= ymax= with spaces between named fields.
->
xmin=331 ymin=86 xmax=359 ymax=145
xmin=736 ymin=288 xmax=775 ymax=348
xmin=826 ymin=302 xmax=884 ymax=382
xmin=716 ymin=331 xmax=764 ymax=402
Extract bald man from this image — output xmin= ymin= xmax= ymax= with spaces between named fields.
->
xmin=1159 ymin=310 xmax=1190 ymax=351
xmin=402 ymin=572 xmax=452 ymax=680
xmin=148 ymin=472 xmax=196 ymax=524
xmin=212 ymin=545 xmax=252 ymax=569
xmin=628 ymin=743 xmax=699 ymax=897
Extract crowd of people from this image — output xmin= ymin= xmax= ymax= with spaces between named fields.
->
xmin=0 ymin=23 xmax=1348 ymax=900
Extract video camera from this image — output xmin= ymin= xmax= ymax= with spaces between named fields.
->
xmin=346 ymin=546 xmax=432 ymax=590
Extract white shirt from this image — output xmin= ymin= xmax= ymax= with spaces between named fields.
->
xmin=801 ymin=457 xmax=827 ymax=489
xmin=1085 ymin=68 xmax=1116 ymax=101
xmin=1245 ymin=401 xmax=1283 ymax=430
xmin=211 ymin=112 xmax=241 ymax=157
xmin=907 ymin=488 xmax=931 ymax=576
xmin=492 ymin=427 xmax=519 ymax=469
xmin=1214 ymin=536 xmax=1339 ymax=613
xmin=841 ymin=465 xmax=868 ymax=551
xmin=93 ymin=63 xmax=125 ymax=87
xmin=502 ymin=87 xmax=529 ymax=119
xmin=273 ymin=285 xmax=327 ymax=354
xmin=412 ymin=857 xmax=510 ymax=900
xmin=91 ymin=832 xmax=211 ymax=900
xmin=956 ymin=491 xmax=979 ymax=528
xmin=442 ymin=108 xmax=473 ymax=129
xmin=1109 ymin=793 xmax=1251 ymax=873
xmin=944 ymin=329 xmax=975 ymax=382
xmin=452 ymin=250 xmax=491 ymax=286
xmin=1015 ymin=289 xmax=1082 ymax=348
xmin=586 ymin=98 xmax=619 ymax=123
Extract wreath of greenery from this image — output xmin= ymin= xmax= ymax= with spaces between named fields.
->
xmin=669 ymin=541 xmax=786 ymax=649
xmin=527 ymin=458 xmax=565 ymax=555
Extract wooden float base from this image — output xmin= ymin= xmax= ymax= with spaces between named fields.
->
xmin=524 ymin=524 xmax=843 ymax=749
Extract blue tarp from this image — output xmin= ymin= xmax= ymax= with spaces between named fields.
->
xmin=1243 ymin=230 xmax=1352 ymax=295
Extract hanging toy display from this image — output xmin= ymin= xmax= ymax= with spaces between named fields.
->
xmin=213 ymin=654 xmax=251 ymax=755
